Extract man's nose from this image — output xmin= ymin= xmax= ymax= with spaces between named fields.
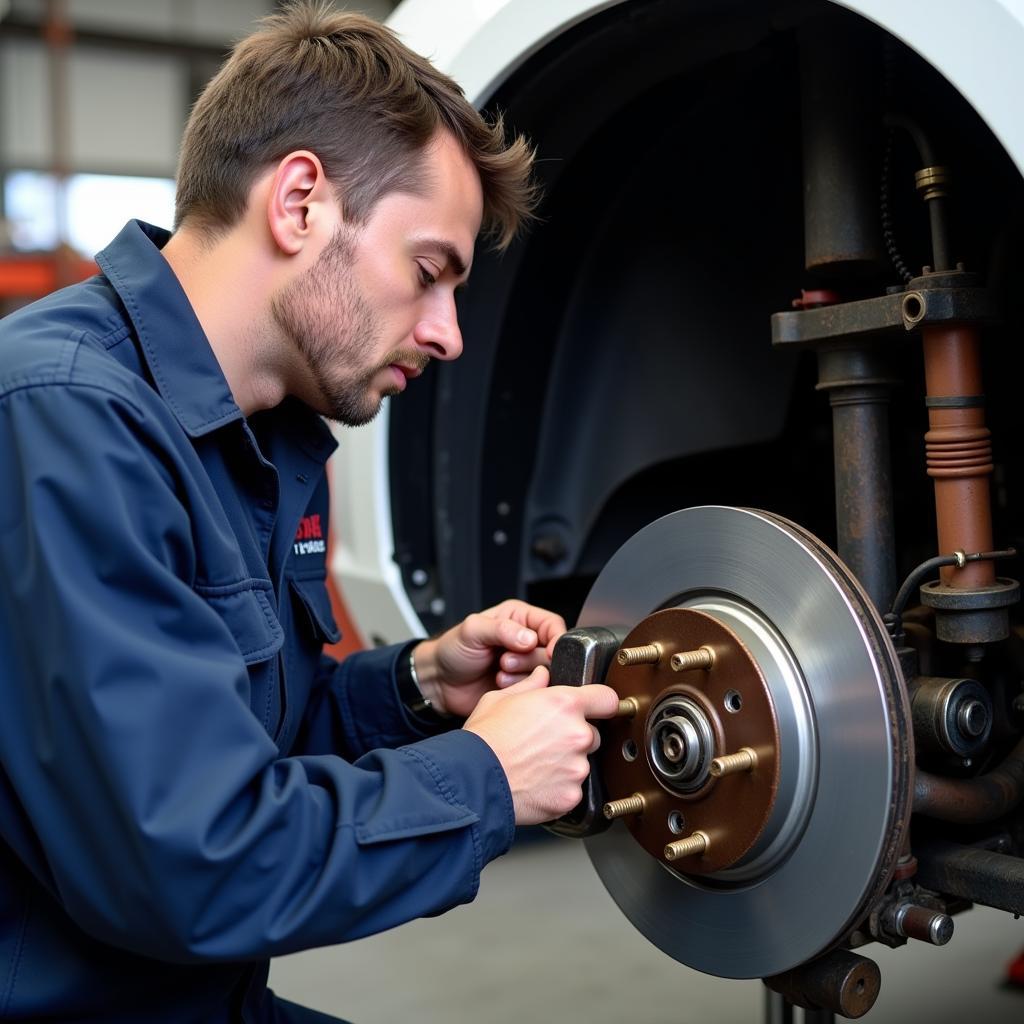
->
xmin=413 ymin=292 xmax=463 ymax=362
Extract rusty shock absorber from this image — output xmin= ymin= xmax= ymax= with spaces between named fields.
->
xmin=922 ymin=314 xmax=993 ymax=589
xmin=908 ymin=275 xmax=1019 ymax=642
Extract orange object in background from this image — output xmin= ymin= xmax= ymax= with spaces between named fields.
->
xmin=323 ymin=490 xmax=366 ymax=659
xmin=0 ymin=252 xmax=97 ymax=300
xmin=324 ymin=572 xmax=366 ymax=659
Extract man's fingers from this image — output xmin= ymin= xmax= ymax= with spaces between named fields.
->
xmin=520 ymin=606 xmax=567 ymax=646
xmin=587 ymin=723 xmax=601 ymax=754
xmin=498 ymin=647 xmax=548 ymax=676
xmin=462 ymin=613 xmax=538 ymax=654
xmin=495 ymin=671 xmax=529 ymax=688
xmin=477 ymin=600 xmax=567 ymax=649
xmin=499 ymin=618 xmax=538 ymax=651
xmin=577 ymin=683 xmax=622 ymax=719
xmin=500 ymin=665 xmax=550 ymax=694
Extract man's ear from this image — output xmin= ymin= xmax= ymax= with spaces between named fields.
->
xmin=266 ymin=150 xmax=336 ymax=256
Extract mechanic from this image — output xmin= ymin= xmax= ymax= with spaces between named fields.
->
xmin=0 ymin=5 xmax=619 ymax=1022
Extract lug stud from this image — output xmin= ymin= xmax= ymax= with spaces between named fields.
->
xmin=709 ymin=747 xmax=758 ymax=778
xmin=603 ymin=793 xmax=646 ymax=820
xmin=664 ymin=831 xmax=710 ymax=861
xmin=616 ymin=696 xmax=640 ymax=717
xmin=670 ymin=646 xmax=715 ymax=672
xmin=617 ymin=643 xmax=662 ymax=666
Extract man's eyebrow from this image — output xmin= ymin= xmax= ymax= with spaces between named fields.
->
xmin=418 ymin=238 xmax=469 ymax=279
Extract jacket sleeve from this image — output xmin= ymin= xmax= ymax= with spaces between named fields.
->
xmin=294 ymin=646 xmax=457 ymax=760
xmin=0 ymin=380 xmax=515 ymax=964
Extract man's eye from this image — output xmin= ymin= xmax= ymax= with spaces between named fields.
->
xmin=417 ymin=264 xmax=437 ymax=287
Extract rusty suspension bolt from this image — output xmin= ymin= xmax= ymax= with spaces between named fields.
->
xmin=617 ymin=643 xmax=662 ymax=666
xmin=710 ymin=747 xmax=758 ymax=778
xmin=669 ymin=646 xmax=715 ymax=672
xmin=603 ymin=793 xmax=646 ymax=820
xmin=664 ymin=831 xmax=709 ymax=861
xmin=616 ymin=696 xmax=640 ymax=718
xmin=894 ymin=904 xmax=954 ymax=946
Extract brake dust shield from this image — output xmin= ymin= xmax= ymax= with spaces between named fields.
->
xmin=579 ymin=507 xmax=912 ymax=978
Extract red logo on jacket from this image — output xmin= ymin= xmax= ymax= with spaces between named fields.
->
xmin=294 ymin=514 xmax=325 ymax=556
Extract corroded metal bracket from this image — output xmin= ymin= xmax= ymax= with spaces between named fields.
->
xmin=771 ymin=284 xmax=998 ymax=349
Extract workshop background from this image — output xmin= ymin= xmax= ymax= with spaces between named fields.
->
xmin=0 ymin=2 xmax=1022 ymax=1022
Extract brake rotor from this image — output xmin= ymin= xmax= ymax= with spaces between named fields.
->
xmin=580 ymin=506 xmax=912 ymax=979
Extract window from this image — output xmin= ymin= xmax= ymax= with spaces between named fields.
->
xmin=4 ymin=170 xmax=176 ymax=256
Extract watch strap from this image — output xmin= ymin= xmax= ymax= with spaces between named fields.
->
xmin=395 ymin=640 xmax=453 ymax=726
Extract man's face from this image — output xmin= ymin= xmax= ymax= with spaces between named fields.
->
xmin=271 ymin=132 xmax=483 ymax=426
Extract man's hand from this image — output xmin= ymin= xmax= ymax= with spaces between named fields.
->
xmin=463 ymin=667 xmax=620 ymax=825
xmin=411 ymin=599 xmax=566 ymax=718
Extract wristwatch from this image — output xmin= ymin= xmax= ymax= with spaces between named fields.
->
xmin=395 ymin=640 xmax=453 ymax=727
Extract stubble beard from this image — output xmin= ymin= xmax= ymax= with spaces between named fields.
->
xmin=271 ymin=227 xmax=411 ymax=427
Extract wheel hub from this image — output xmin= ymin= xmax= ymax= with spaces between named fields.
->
xmin=600 ymin=605 xmax=803 ymax=876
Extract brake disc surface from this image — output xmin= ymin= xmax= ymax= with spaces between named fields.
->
xmin=580 ymin=506 xmax=911 ymax=978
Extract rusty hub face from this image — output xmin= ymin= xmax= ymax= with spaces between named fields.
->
xmin=601 ymin=607 xmax=780 ymax=874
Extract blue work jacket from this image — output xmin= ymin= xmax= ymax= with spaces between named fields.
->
xmin=0 ymin=221 xmax=514 ymax=1022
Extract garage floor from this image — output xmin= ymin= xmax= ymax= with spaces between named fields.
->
xmin=270 ymin=833 xmax=1024 ymax=1024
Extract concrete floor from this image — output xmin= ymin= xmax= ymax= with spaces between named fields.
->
xmin=270 ymin=834 xmax=1024 ymax=1024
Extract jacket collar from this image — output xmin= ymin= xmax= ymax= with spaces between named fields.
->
xmin=96 ymin=220 xmax=244 ymax=438
xmin=96 ymin=220 xmax=338 ymax=461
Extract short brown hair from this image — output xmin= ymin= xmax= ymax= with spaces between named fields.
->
xmin=174 ymin=2 xmax=537 ymax=250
